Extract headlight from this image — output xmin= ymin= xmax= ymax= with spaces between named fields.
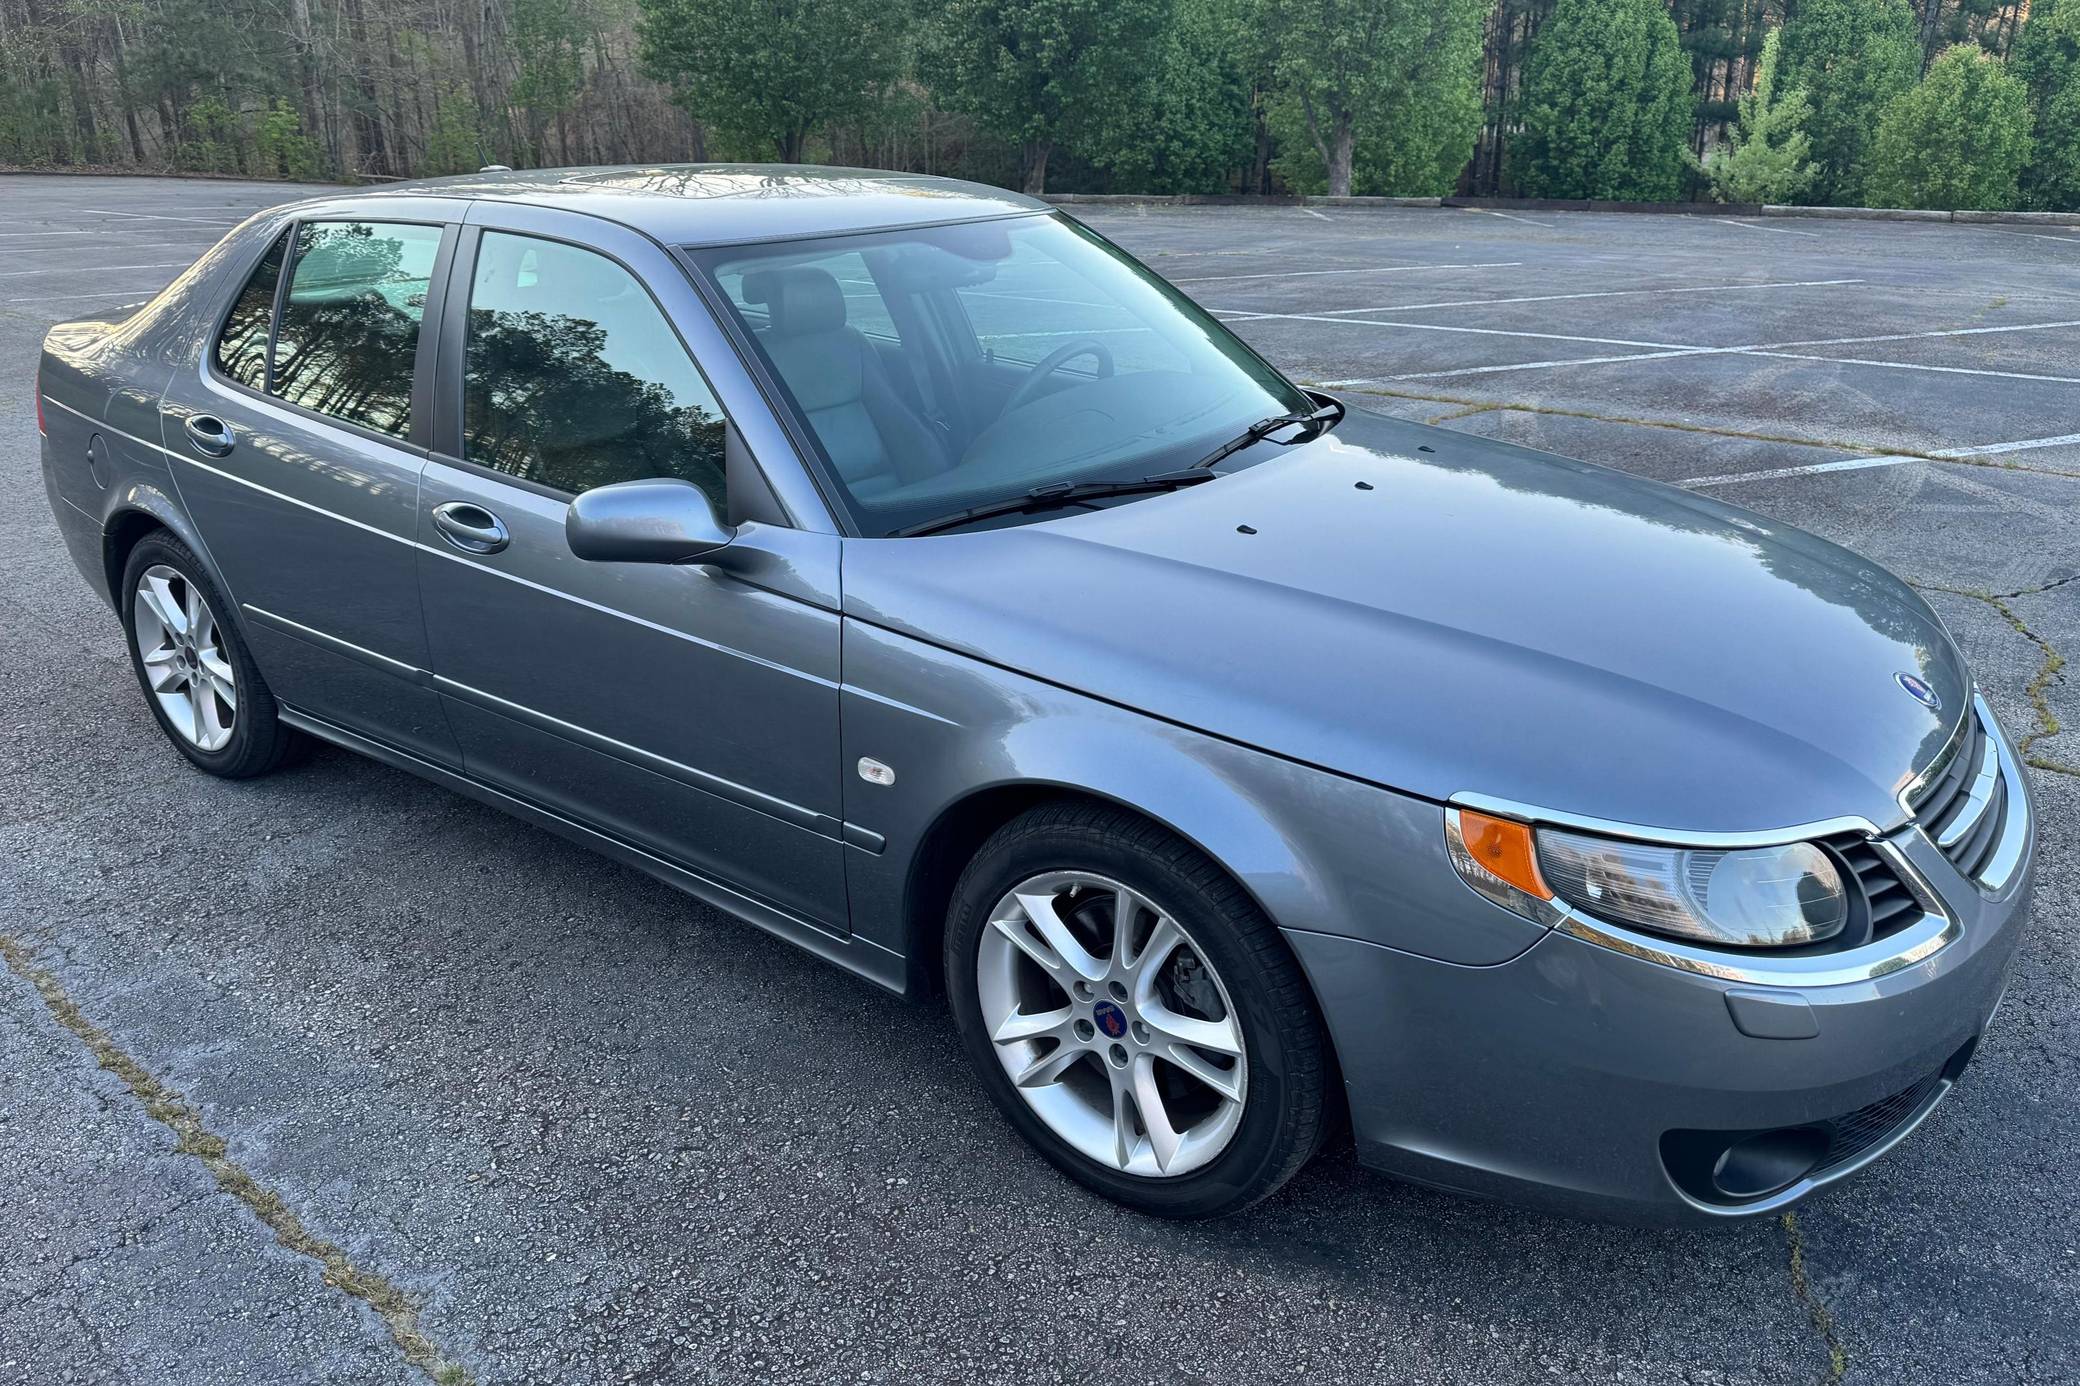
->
xmin=1446 ymin=810 xmax=1849 ymax=950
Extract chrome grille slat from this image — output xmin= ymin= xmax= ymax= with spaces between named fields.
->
xmin=1933 ymin=733 xmax=2000 ymax=849
xmin=1907 ymin=696 xmax=2028 ymax=893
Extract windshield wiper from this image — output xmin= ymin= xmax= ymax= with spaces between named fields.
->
xmin=893 ymin=470 xmax=1218 ymax=538
xmin=1185 ymin=396 xmax=1346 ymax=473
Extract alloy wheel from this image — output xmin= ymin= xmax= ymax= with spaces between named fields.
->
xmin=132 ymin=564 xmax=237 ymax=752
xmin=976 ymin=870 xmax=1247 ymax=1178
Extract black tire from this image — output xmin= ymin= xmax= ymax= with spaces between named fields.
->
xmin=119 ymin=531 xmax=306 ymax=779
xmin=945 ymin=800 xmax=1330 ymax=1218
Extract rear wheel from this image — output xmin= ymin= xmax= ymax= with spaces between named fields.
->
xmin=946 ymin=802 xmax=1330 ymax=1218
xmin=120 ymin=532 xmax=304 ymax=778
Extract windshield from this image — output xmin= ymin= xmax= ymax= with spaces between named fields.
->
xmin=692 ymin=213 xmax=1311 ymax=536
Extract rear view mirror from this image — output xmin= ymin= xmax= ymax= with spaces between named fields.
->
xmin=566 ymin=478 xmax=735 ymax=564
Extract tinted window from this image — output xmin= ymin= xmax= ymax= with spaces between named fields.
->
xmin=270 ymin=221 xmax=441 ymax=439
xmin=214 ymin=231 xmax=287 ymax=388
xmin=462 ymin=232 xmax=727 ymax=507
xmin=697 ymin=215 xmax=1307 ymax=537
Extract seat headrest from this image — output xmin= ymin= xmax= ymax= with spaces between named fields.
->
xmin=742 ymin=267 xmax=847 ymax=336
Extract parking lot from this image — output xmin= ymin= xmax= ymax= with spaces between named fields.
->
xmin=2 ymin=174 xmax=2075 ymax=1384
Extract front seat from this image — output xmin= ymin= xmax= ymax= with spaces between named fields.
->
xmin=743 ymin=267 xmax=951 ymax=500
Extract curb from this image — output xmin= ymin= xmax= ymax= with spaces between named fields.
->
xmin=1043 ymin=191 xmax=2080 ymax=228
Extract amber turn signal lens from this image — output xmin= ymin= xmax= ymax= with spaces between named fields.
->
xmin=1455 ymin=811 xmax=1553 ymax=900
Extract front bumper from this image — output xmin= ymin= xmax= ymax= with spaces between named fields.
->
xmin=1289 ymin=808 xmax=2034 ymax=1226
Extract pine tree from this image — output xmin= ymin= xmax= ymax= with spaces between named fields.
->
xmin=1508 ymin=0 xmax=1695 ymax=201
xmin=1695 ymin=27 xmax=1816 ymax=204
xmin=1865 ymin=44 xmax=2033 ymax=211
xmin=2013 ymin=0 xmax=2080 ymax=211
xmin=1775 ymin=0 xmax=1923 ymax=206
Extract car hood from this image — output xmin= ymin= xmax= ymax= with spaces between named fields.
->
xmin=841 ymin=409 xmax=1964 ymax=835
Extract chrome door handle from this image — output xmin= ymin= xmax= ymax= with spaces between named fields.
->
xmin=183 ymin=414 xmax=235 ymax=458
xmin=431 ymin=501 xmax=510 ymax=555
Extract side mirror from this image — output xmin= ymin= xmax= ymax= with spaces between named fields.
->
xmin=565 ymin=478 xmax=735 ymax=564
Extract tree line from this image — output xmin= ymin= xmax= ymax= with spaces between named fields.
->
xmin=2 ymin=0 xmax=2076 ymax=211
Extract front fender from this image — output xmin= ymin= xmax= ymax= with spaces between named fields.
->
xmin=840 ymin=618 xmax=1546 ymax=977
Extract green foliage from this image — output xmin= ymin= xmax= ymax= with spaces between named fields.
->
xmin=424 ymin=91 xmax=486 ymax=176
xmin=1694 ymin=26 xmax=1816 ymax=204
xmin=1264 ymin=0 xmax=1487 ymax=197
xmin=1092 ymin=0 xmax=1255 ymax=194
xmin=2013 ymin=0 xmax=2080 ymax=211
xmin=1776 ymin=0 xmax=1922 ymax=205
xmin=1865 ymin=43 xmax=2032 ymax=210
xmin=179 ymin=95 xmax=241 ymax=174
xmin=1509 ymin=0 xmax=1694 ymax=201
xmin=256 ymin=100 xmax=324 ymax=180
xmin=636 ymin=0 xmax=908 ymax=162
xmin=511 ymin=0 xmax=587 ymax=161
xmin=930 ymin=0 xmax=1174 ymax=192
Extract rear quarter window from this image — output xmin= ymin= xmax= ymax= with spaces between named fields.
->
xmin=213 ymin=231 xmax=288 ymax=389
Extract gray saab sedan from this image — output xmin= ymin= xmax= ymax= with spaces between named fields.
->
xmin=37 ymin=166 xmax=2033 ymax=1222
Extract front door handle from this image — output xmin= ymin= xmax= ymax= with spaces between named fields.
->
xmin=431 ymin=501 xmax=510 ymax=555
xmin=183 ymin=414 xmax=235 ymax=458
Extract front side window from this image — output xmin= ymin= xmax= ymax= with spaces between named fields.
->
xmin=270 ymin=220 xmax=441 ymax=439
xmin=214 ymin=230 xmax=287 ymax=388
xmin=696 ymin=214 xmax=1308 ymax=536
xmin=462 ymin=231 xmax=727 ymax=508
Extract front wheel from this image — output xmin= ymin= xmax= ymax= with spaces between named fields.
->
xmin=946 ymin=802 xmax=1331 ymax=1218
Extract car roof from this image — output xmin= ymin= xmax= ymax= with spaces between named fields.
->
xmin=331 ymin=164 xmax=1051 ymax=247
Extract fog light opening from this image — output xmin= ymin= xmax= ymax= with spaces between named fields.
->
xmin=1711 ymin=1127 xmax=1830 ymax=1200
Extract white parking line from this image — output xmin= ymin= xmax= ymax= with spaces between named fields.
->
xmin=1348 ymin=316 xmax=2080 ymax=384
xmin=1712 ymin=218 xmax=1821 ymax=238
xmin=1936 ymin=430 xmax=2080 ymax=458
xmin=1172 ymin=261 xmax=1521 ymax=283
xmin=1 ymin=288 xmax=160 ymax=306
xmin=1677 ymin=430 xmax=2080 ymax=487
xmin=1220 ymin=308 xmax=1684 ymax=350
xmin=1744 ymin=350 xmax=2080 ymax=386
xmin=1289 ymin=278 xmax=1864 ymax=317
xmin=0 ymin=262 xmax=187 ymax=279
xmin=78 ymin=208 xmax=241 ymax=226
xmin=1682 ymin=455 xmax=1918 ymax=486
xmin=1977 ymin=227 xmax=2080 ymax=247
xmin=1298 ymin=208 xmax=1332 ymax=221
xmin=1472 ymin=209 xmax=1556 ymax=229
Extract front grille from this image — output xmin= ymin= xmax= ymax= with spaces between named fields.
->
xmin=1830 ymin=836 xmax=1926 ymax=941
xmin=1817 ymin=1072 xmax=1942 ymax=1172
xmin=1907 ymin=701 xmax=2026 ymax=891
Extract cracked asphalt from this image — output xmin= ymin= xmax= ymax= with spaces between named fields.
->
xmin=3 ymin=176 xmax=2076 ymax=1384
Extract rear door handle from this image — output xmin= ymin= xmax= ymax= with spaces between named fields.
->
xmin=183 ymin=414 xmax=235 ymax=458
xmin=431 ymin=501 xmax=510 ymax=555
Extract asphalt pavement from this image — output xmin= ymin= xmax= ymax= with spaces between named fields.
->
xmin=2 ymin=175 xmax=2075 ymax=1385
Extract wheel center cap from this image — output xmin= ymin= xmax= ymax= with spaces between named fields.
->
xmin=1092 ymin=1000 xmax=1128 ymax=1040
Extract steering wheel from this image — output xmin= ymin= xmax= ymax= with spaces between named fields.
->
xmin=1002 ymin=338 xmax=1116 ymax=415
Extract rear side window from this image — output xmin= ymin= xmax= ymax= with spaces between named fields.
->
xmin=270 ymin=221 xmax=442 ymax=440
xmin=461 ymin=231 xmax=728 ymax=507
xmin=213 ymin=231 xmax=287 ymax=389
